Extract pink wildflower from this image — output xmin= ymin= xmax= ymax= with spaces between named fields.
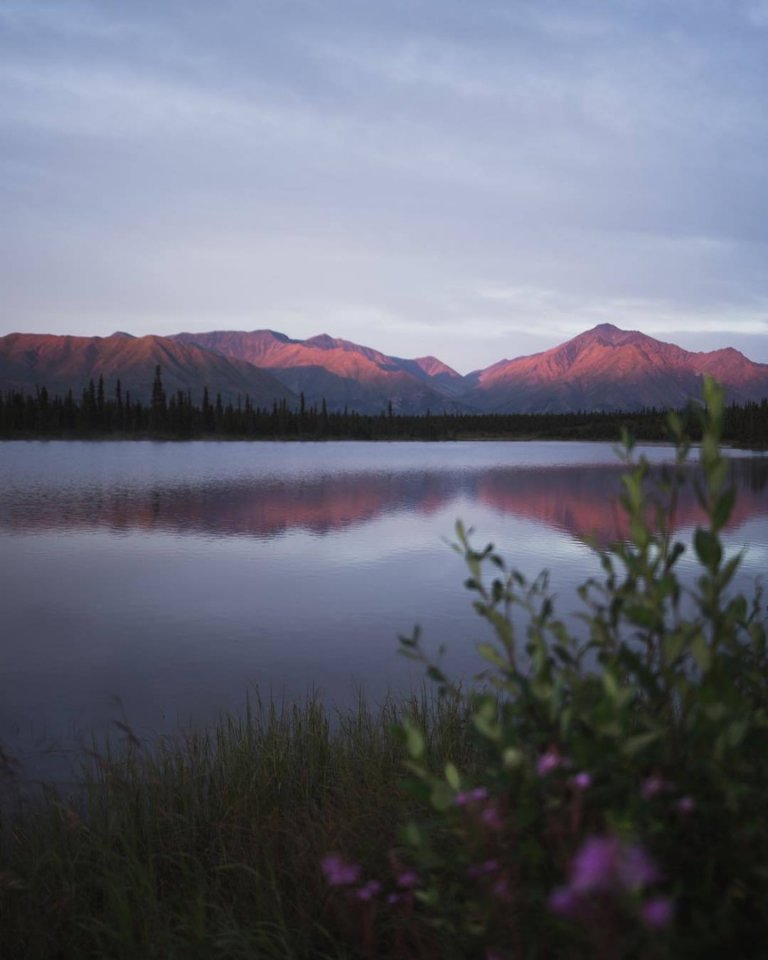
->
xmin=321 ymin=854 xmax=362 ymax=887
xmin=456 ymin=786 xmax=489 ymax=806
xmin=492 ymin=876 xmax=512 ymax=901
xmin=570 ymin=836 xmax=621 ymax=893
xmin=640 ymin=897 xmax=674 ymax=930
xmin=355 ymin=880 xmax=382 ymax=901
xmin=536 ymin=748 xmax=563 ymax=776
xmin=468 ymin=859 xmax=499 ymax=878
xmin=570 ymin=771 xmax=592 ymax=791
xmin=641 ymin=775 xmax=670 ymax=800
xmin=676 ymin=795 xmax=695 ymax=815
xmin=548 ymin=886 xmax=580 ymax=917
xmin=396 ymin=870 xmax=420 ymax=889
xmin=569 ymin=836 xmax=658 ymax=894
xmin=480 ymin=802 xmax=504 ymax=830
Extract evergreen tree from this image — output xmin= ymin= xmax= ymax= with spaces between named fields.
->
xmin=150 ymin=365 xmax=167 ymax=432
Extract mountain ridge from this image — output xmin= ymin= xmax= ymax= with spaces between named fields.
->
xmin=0 ymin=332 xmax=296 ymax=407
xmin=1 ymin=323 xmax=767 ymax=414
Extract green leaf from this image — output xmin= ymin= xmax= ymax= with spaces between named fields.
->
xmin=477 ymin=642 xmax=508 ymax=670
xmin=621 ymin=731 xmax=661 ymax=756
xmin=629 ymin=517 xmax=650 ymax=548
xmin=502 ymin=747 xmax=523 ymax=770
xmin=690 ymin=634 xmax=712 ymax=673
xmin=712 ymin=487 xmax=736 ymax=531
xmin=444 ymin=762 xmax=461 ymax=790
xmin=403 ymin=721 xmax=426 ymax=760
xmin=663 ymin=631 xmax=685 ymax=666
xmin=727 ymin=721 xmax=748 ymax=748
xmin=603 ymin=670 xmax=621 ymax=702
xmin=426 ymin=666 xmax=447 ymax=685
xmin=694 ymin=528 xmax=722 ymax=569
xmin=709 ymin=458 xmax=728 ymax=494
xmin=430 ymin=781 xmax=454 ymax=812
xmin=473 ymin=711 xmax=501 ymax=742
xmin=625 ymin=604 xmax=657 ymax=629
xmin=400 ymin=822 xmax=424 ymax=848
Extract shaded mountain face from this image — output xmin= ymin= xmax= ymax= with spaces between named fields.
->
xmin=0 ymin=333 xmax=296 ymax=407
xmin=172 ymin=330 xmax=466 ymax=413
xmin=465 ymin=323 xmax=768 ymax=413
xmin=2 ymin=323 xmax=767 ymax=414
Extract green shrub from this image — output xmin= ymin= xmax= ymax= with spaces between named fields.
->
xmin=323 ymin=378 xmax=768 ymax=959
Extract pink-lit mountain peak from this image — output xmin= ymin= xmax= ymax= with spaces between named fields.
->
xmin=466 ymin=322 xmax=768 ymax=413
xmin=5 ymin=323 xmax=767 ymax=416
xmin=559 ymin=323 xmax=685 ymax=361
xmin=487 ymin=323 xmax=690 ymax=379
xmin=304 ymin=333 xmax=355 ymax=352
xmin=169 ymin=328 xmax=467 ymax=413
xmin=411 ymin=356 xmax=462 ymax=379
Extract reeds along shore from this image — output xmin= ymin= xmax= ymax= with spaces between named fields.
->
xmin=0 ymin=693 xmax=477 ymax=960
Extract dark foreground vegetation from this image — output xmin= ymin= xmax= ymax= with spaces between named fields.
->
xmin=1 ymin=366 xmax=767 ymax=444
xmin=1 ymin=379 xmax=767 ymax=958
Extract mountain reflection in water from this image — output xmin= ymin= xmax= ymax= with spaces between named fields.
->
xmin=1 ymin=441 xmax=765 ymax=784
xmin=3 ymin=457 xmax=767 ymax=544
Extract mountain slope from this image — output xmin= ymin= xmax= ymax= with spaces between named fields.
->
xmin=172 ymin=330 xmax=466 ymax=413
xmin=0 ymin=333 xmax=296 ymax=407
xmin=467 ymin=323 xmax=768 ymax=412
xmin=2 ymin=324 xmax=766 ymax=415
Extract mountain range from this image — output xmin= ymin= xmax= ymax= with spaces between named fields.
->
xmin=1 ymin=323 xmax=767 ymax=414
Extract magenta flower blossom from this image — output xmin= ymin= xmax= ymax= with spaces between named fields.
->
xmin=641 ymin=775 xmax=670 ymax=800
xmin=570 ymin=771 xmax=592 ymax=791
xmin=455 ymin=786 xmax=489 ymax=806
xmin=536 ymin=748 xmax=563 ymax=776
xmin=569 ymin=836 xmax=659 ymax=894
xmin=570 ymin=836 xmax=621 ymax=893
xmin=640 ymin=897 xmax=674 ymax=930
xmin=396 ymin=870 xmax=420 ymax=889
xmin=480 ymin=802 xmax=504 ymax=830
xmin=492 ymin=876 xmax=511 ymax=901
xmin=321 ymin=854 xmax=362 ymax=887
xmin=355 ymin=880 xmax=382 ymax=901
xmin=676 ymin=795 xmax=695 ymax=815
xmin=548 ymin=886 xmax=580 ymax=917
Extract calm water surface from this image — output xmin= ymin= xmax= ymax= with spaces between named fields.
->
xmin=1 ymin=440 xmax=766 ymax=780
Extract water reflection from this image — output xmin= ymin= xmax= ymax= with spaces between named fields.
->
xmin=0 ymin=441 xmax=765 ymax=784
xmin=3 ymin=460 xmax=767 ymax=543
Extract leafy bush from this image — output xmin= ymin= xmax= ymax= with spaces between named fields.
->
xmin=323 ymin=378 xmax=768 ymax=959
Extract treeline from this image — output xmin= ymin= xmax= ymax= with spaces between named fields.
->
xmin=1 ymin=366 xmax=767 ymax=445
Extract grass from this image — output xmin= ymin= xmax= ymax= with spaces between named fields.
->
xmin=0 ymin=692 xmax=476 ymax=960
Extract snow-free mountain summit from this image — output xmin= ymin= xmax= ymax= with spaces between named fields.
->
xmin=1 ymin=323 xmax=766 ymax=414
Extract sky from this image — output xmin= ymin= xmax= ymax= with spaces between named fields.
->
xmin=1 ymin=0 xmax=768 ymax=373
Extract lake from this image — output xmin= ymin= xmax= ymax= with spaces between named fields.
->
xmin=1 ymin=440 xmax=766 ymax=782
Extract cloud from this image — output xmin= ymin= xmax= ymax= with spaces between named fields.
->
xmin=1 ymin=0 xmax=768 ymax=371
xmin=741 ymin=0 xmax=768 ymax=27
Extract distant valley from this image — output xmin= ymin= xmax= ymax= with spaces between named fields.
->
xmin=2 ymin=323 xmax=767 ymax=414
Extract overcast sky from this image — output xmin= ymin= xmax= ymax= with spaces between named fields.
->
xmin=1 ymin=0 xmax=767 ymax=372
